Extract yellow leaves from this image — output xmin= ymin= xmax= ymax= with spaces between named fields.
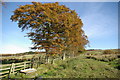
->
xmin=17 ymin=8 xmax=22 ymax=11
xmin=11 ymin=2 xmax=89 ymax=56
xmin=54 ymin=34 xmax=59 ymax=37
xmin=46 ymin=18 xmax=51 ymax=22
xmin=32 ymin=1 xmax=40 ymax=5
xmin=31 ymin=14 xmax=36 ymax=16
xmin=52 ymin=42 xmax=57 ymax=45
xmin=30 ymin=21 xmax=36 ymax=24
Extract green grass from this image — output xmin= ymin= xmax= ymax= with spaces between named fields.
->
xmin=108 ymin=58 xmax=120 ymax=70
xmin=10 ymin=54 xmax=119 ymax=78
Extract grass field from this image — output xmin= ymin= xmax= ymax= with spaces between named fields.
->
xmin=0 ymin=53 xmax=45 ymax=64
xmin=8 ymin=49 xmax=119 ymax=78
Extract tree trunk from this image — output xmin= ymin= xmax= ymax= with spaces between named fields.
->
xmin=72 ymin=51 xmax=75 ymax=58
xmin=62 ymin=52 xmax=66 ymax=60
xmin=47 ymin=57 xmax=50 ymax=63
xmin=51 ymin=58 xmax=55 ymax=64
xmin=68 ymin=52 xmax=71 ymax=58
xmin=45 ymin=49 xmax=50 ymax=64
xmin=45 ymin=55 xmax=49 ymax=64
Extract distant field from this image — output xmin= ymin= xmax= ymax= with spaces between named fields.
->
xmin=0 ymin=52 xmax=46 ymax=64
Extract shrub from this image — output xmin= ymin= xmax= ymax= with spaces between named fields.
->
xmin=115 ymin=51 xmax=120 ymax=54
xmin=103 ymin=50 xmax=115 ymax=54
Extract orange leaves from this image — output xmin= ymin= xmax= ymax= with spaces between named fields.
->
xmin=45 ymin=18 xmax=51 ymax=22
xmin=11 ymin=2 xmax=89 ymax=56
xmin=30 ymin=21 xmax=36 ymax=24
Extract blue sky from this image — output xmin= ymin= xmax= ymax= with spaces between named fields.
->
xmin=1 ymin=2 xmax=118 ymax=54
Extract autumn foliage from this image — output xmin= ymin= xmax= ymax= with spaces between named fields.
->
xmin=11 ymin=2 xmax=89 ymax=60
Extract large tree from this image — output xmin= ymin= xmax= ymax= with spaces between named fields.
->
xmin=11 ymin=2 xmax=89 ymax=61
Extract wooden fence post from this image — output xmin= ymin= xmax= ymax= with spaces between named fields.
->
xmin=9 ymin=63 xmax=15 ymax=74
xmin=24 ymin=62 xmax=26 ymax=70
xmin=13 ymin=63 xmax=15 ymax=74
xmin=1 ymin=61 xmax=31 ymax=78
xmin=9 ymin=64 xmax=12 ymax=74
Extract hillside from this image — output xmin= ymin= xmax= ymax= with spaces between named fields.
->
xmin=9 ymin=51 xmax=119 ymax=78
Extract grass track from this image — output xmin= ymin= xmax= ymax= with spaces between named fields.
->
xmin=10 ymin=54 xmax=119 ymax=78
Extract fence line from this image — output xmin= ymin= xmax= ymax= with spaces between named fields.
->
xmin=0 ymin=54 xmax=63 ymax=78
xmin=0 ymin=61 xmax=31 ymax=78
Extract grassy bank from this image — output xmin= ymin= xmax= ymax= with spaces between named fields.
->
xmin=9 ymin=54 xmax=119 ymax=78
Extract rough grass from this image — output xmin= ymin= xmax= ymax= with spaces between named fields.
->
xmin=10 ymin=54 xmax=119 ymax=78
xmin=0 ymin=54 xmax=45 ymax=64
xmin=86 ymin=54 xmax=119 ymax=62
xmin=85 ymin=49 xmax=120 ymax=62
xmin=108 ymin=58 xmax=120 ymax=70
